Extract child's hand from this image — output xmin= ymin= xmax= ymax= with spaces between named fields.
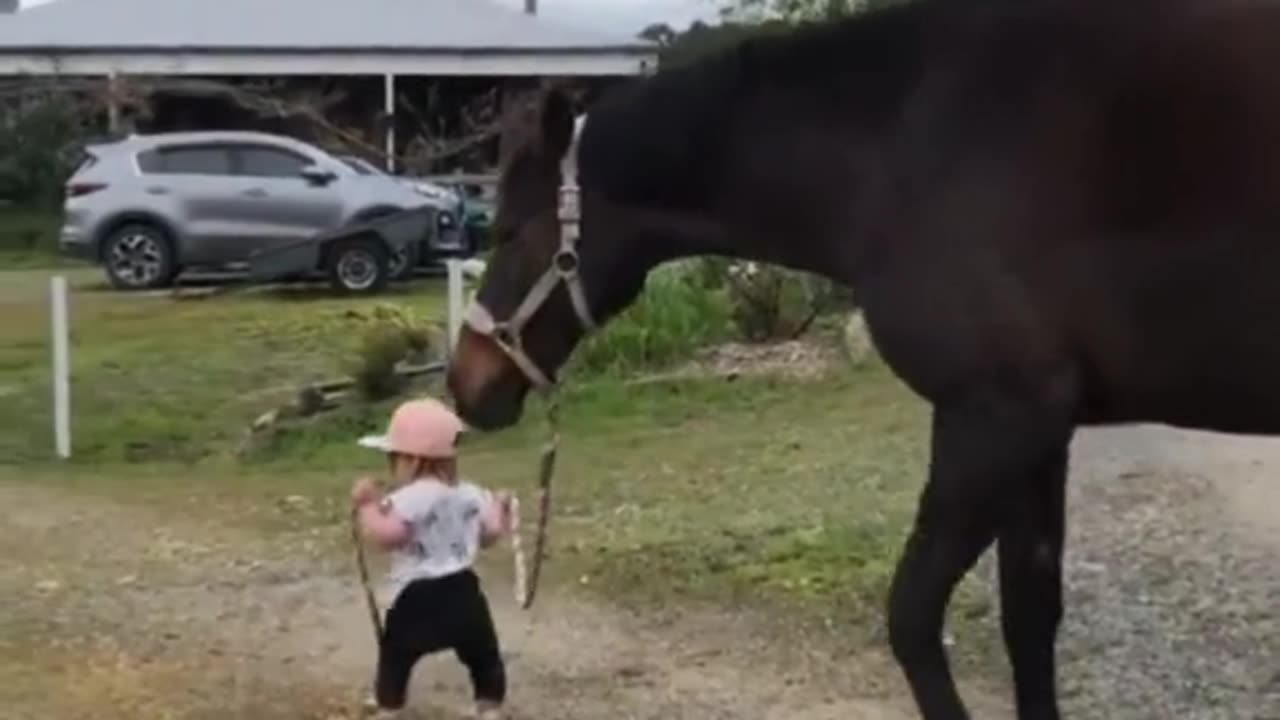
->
xmin=479 ymin=490 xmax=515 ymax=545
xmin=351 ymin=477 xmax=381 ymax=508
xmin=494 ymin=490 xmax=515 ymax=532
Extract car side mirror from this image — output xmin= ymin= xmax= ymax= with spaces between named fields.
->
xmin=299 ymin=165 xmax=337 ymax=186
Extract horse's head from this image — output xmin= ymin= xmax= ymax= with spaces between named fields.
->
xmin=447 ymin=88 xmax=651 ymax=430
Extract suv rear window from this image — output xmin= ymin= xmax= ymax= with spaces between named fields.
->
xmin=231 ymin=145 xmax=312 ymax=178
xmin=137 ymin=145 xmax=234 ymax=175
xmin=70 ymin=151 xmax=98 ymax=175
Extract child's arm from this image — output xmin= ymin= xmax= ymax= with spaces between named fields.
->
xmin=478 ymin=489 xmax=514 ymax=550
xmin=352 ymin=478 xmax=412 ymax=550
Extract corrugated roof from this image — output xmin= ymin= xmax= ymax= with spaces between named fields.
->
xmin=0 ymin=0 xmax=653 ymax=52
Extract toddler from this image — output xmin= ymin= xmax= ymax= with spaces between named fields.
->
xmin=351 ymin=397 xmax=514 ymax=720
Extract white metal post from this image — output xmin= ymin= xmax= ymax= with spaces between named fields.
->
xmin=446 ymin=258 xmax=489 ymax=357
xmin=50 ymin=275 xmax=71 ymax=459
xmin=106 ymin=70 xmax=121 ymax=132
xmin=383 ymin=73 xmax=396 ymax=173
xmin=446 ymin=259 xmax=464 ymax=355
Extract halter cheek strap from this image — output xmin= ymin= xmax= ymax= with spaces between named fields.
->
xmin=463 ymin=183 xmax=596 ymax=389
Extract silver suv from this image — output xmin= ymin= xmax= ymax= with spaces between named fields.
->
xmin=59 ymin=130 xmax=464 ymax=290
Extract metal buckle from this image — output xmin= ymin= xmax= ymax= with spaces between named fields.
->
xmin=553 ymin=249 xmax=579 ymax=277
xmin=557 ymin=185 xmax=580 ymax=223
xmin=491 ymin=322 xmax=518 ymax=350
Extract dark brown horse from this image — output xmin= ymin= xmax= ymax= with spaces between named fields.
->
xmin=447 ymin=0 xmax=1280 ymax=717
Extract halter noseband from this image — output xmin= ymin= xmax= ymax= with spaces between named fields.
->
xmin=463 ymin=181 xmax=596 ymax=389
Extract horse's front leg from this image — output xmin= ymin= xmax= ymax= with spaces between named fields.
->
xmin=888 ymin=393 xmax=1073 ymax=720
xmin=997 ymin=446 xmax=1068 ymax=720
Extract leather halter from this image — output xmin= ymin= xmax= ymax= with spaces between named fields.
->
xmin=463 ymin=181 xmax=596 ymax=389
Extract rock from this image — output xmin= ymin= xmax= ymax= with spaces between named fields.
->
xmin=279 ymin=495 xmax=310 ymax=512
xmin=34 ymin=579 xmax=61 ymax=593
xmin=841 ymin=310 xmax=877 ymax=368
xmin=251 ymin=410 xmax=278 ymax=433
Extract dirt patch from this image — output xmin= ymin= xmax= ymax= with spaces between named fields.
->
xmin=6 ymin=423 xmax=1274 ymax=719
xmin=0 ymin=480 xmax=1000 ymax=720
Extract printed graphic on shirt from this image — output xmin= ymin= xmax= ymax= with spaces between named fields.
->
xmin=384 ymin=479 xmax=486 ymax=591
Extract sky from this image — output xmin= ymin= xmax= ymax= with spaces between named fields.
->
xmin=19 ymin=0 xmax=723 ymax=35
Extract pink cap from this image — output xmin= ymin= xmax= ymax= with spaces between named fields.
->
xmin=357 ymin=397 xmax=465 ymax=458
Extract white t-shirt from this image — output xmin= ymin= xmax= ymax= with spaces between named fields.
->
xmin=383 ymin=477 xmax=490 ymax=595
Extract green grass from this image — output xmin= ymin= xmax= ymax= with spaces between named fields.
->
xmin=0 ymin=267 xmax=1000 ymax=665
xmin=0 ymin=268 xmax=448 ymax=463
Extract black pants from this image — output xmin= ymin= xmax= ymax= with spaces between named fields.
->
xmin=375 ymin=569 xmax=506 ymax=710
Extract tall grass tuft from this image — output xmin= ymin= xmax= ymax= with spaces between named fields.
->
xmin=575 ymin=261 xmax=732 ymax=376
xmin=345 ymin=304 xmax=440 ymax=401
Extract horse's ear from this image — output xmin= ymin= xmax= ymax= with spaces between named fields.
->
xmin=539 ymin=88 xmax=575 ymax=160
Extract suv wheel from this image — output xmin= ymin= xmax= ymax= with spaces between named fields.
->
xmin=387 ymin=241 xmax=418 ymax=281
xmin=355 ymin=207 xmax=415 ymax=280
xmin=326 ymin=236 xmax=390 ymax=295
xmin=102 ymin=223 xmax=177 ymax=290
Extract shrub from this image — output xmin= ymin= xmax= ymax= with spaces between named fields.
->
xmin=696 ymin=258 xmax=851 ymax=343
xmin=0 ymin=93 xmax=94 ymax=210
xmin=842 ymin=310 xmax=879 ymax=368
xmin=364 ymin=303 xmax=435 ymax=361
xmin=575 ymin=261 xmax=732 ymax=375
xmin=346 ymin=304 xmax=440 ymax=401
xmin=350 ymin=325 xmax=411 ymax=401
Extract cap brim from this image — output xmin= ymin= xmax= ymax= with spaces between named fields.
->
xmin=357 ymin=435 xmax=393 ymax=452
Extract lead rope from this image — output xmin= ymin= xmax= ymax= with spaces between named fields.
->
xmin=511 ymin=388 xmax=560 ymax=609
xmin=350 ymin=507 xmax=384 ymax=645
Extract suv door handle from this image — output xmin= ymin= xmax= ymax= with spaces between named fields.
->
xmin=242 ymin=188 xmax=268 ymax=198
xmin=145 ymin=186 xmax=170 ymax=195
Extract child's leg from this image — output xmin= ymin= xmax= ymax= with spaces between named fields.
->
xmin=453 ymin=587 xmax=506 ymax=706
xmin=373 ymin=639 xmax=416 ymax=710
xmin=375 ymin=581 xmax=448 ymax=710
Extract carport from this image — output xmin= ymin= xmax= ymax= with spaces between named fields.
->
xmin=0 ymin=0 xmax=656 ymax=169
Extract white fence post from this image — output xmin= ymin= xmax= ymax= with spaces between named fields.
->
xmin=50 ymin=275 xmax=71 ymax=459
xmin=445 ymin=258 xmax=488 ymax=357
xmin=446 ymin=259 xmax=464 ymax=356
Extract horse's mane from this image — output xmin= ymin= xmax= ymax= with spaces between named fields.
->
xmin=575 ymin=3 xmax=932 ymax=212
xmin=574 ymin=0 xmax=1186 ymax=213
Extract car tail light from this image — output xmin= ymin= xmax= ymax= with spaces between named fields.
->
xmin=65 ymin=182 xmax=107 ymax=198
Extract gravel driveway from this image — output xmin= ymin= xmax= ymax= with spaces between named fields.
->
xmin=1059 ymin=426 xmax=1279 ymax=720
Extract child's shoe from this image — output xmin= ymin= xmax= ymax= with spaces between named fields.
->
xmin=360 ymin=693 xmax=401 ymax=719
xmin=475 ymin=700 xmax=505 ymax=720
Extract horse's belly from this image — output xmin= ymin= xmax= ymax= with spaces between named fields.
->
xmin=1093 ymin=389 xmax=1280 ymax=436
xmin=1071 ymin=228 xmax=1280 ymax=434
xmin=1086 ymin=335 xmax=1280 ymax=435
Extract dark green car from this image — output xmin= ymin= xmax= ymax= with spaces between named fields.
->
xmin=452 ymin=184 xmax=495 ymax=254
